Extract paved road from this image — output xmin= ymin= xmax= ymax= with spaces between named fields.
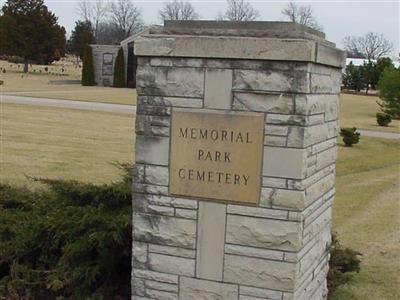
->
xmin=1 ymin=94 xmax=136 ymax=114
xmin=2 ymin=94 xmax=399 ymax=140
xmin=358 ymin=129 xmax=400 ymax=140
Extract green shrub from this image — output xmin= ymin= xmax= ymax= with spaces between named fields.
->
xmin=113 ymin=48 xmax=125 ymax=88
xmin=0 ymin=163 xmax=132 ymax=299
xmin=340 ymin=127 xmax=360 ymax=147
xmin=82 ymin=45 xmax=95 ymax=86
xmin=328 ymin=234 xmax=362 ymax=298
xmin=377 ymin=67 xmax=400 ymax=118
xmin=376 ymin=112 xmax=392 ymax=126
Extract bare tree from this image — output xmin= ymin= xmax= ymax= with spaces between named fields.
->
xmin=282 ymin=2 xmax=322 ymax=31
xmin=343 ymin=32 xmax=394 ymax=60
xmin=96 ymin=22 xmax=120 ymax=45
xmin=109 ymin=0 xmax=144 ymax=42
xmin=217 ymin=0 xmax=259 ymax=21
xmin=77 ymin=0 xmax=109 ymax=40
xmin=159 ymin=0 xmax=199 ymax=21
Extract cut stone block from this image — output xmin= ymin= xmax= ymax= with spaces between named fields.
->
xmin=224 ymin=255 xmax=296 ymax=291
xmin=148 ymin=253 xmax=195 ymax=276
xmin=240 ymin=285 xmax=283 ymax=300
xmin=180 ymin=277 xmax=238 ymax=300
xmin=133 ymin=213 xmax=196 ymax=249
xmin=196 ymin=202 xmax=226 ymax=281
xmin=226 ymin=214 xmax=302 ymax=251
xmin=135 ymin=135 xmax=169 ymax=166
xmin=233 ymin=92 xmax=294 ymax=114
xmin=204 ymin=69 xmax=233 ymax=109
xmin=263 ymin=147 xmax=306 ymax=179
xmin=136 ymin=66 xmax=204 ymax=97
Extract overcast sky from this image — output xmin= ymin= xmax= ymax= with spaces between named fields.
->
xmin=44 ymin=0 xmax=399 ymax=58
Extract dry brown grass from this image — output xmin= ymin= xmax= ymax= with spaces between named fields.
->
xmin=0 ymin=103 xmax=135 ymax=188
xmin=0 ymin=100 xmax=399 ymax=299
xmin=332 ymin=137 xmax=400 ymax=299
xmin=2 ymin=60 xmax=399 ymax=128
xmin=340 ymin=93 xmax=400 ymax=133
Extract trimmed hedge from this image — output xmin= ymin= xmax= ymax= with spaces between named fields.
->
xmin=82 ymin=44 xmax=95 ymax=86
xmin=340 ymin=127 xmax=360 ymax=147
xmin=376 ymin=112 xmax=392 ymax=126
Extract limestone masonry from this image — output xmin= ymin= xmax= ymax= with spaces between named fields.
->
xmin=132 ymin=21 xmax=345 ymax=300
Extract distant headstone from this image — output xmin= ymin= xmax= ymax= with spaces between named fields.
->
xmin=132 ymin=21 xmax=345 ymax=300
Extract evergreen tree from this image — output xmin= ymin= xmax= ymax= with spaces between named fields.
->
xmin=360 ymin=58 xmax=394 ymax=92
xmin=0 ymin=0 xmax=66 ymax=72
xmin=0 ymin=163 xmax=133 ymax=298
xmin=343 ymin=58 xmax=394 ymax=93
xmin=360 ymin=61 xmax=376 ymax=93
xmin=67 ymin=20 xmax=94 ymax=59
xmin=82 ymin=45 xmax=95 ymax=86
xmin=376 ymin=57 xmax=394 ymax=79
xmin=113 ymin=47 xmax=125 ymax=88
xmin=343 ymin=62 xmax=364 ymax=92
xmin=377 ymin=67 xmax=400 ymax=118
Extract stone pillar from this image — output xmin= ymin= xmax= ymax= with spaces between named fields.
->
xmin=132 ymin=21 xmax=345 ymax=300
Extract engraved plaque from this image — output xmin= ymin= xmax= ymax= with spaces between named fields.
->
xmin=102 ymin=53 xmax=114 ymax=76
xmin=169 ymin=109 xmax=264 ymax=205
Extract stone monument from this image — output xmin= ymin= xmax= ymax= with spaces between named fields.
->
xmin=90 ymin=44 xmax=120 ymax=86
xmin=132 ymin=21 xmax=345 ymax=300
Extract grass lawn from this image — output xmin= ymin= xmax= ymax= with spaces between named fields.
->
xmin=1 ymin=59 xmax=399 ymax=128
xmin=0 ymin=59 xmax=136 ymax=105
xmin=0 ymin=103 xmax=134 ymax=188
xmin=332 ymin=137 xmax=400 ymax=299
xmin=340 ymin=93 xmax=400 ymax=133
xmin=1 ymin=103 xmax=399 ymax=299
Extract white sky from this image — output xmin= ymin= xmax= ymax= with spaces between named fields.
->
xmin=43 ymin=0 xmax=399 ymax=58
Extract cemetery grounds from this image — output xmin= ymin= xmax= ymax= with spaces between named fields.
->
xmin=0 ymin=60 xmax=399 ymax=299
xmin=0 ymin=59 xmax=136 ymax=105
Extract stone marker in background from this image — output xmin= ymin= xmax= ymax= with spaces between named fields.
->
xmin=90 ymin=45 xmax=120 ymax=86
xmin=132 ymin=21 xmax=345 ymax=300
